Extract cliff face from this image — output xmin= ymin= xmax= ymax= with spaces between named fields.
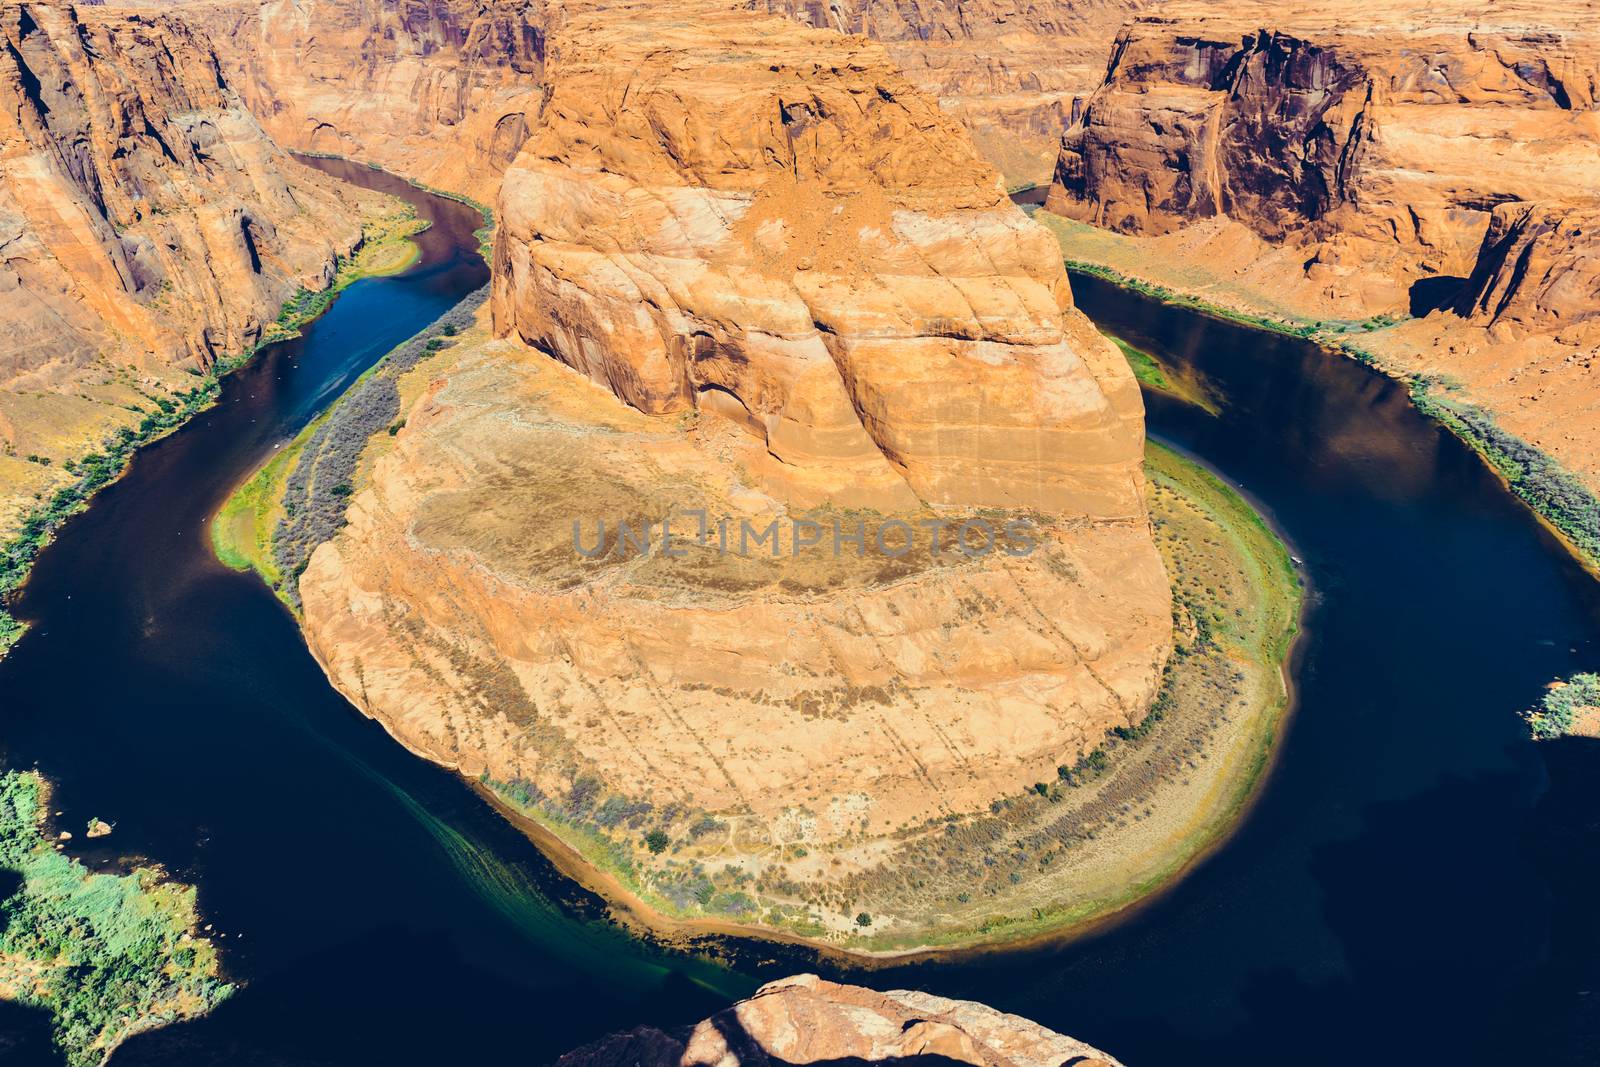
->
xmin=170 ymin=0 xmax=1150 ymax=194
xmin=1046 ymin=1 xmax=1600 ymax=307
xmin=751 ymin=0 xmax=1152 ymax=186
xmin=554 ymin=974 xmax=1124 ymax=1067
xmin=0 ymin=1 xmax=366 ymax=378
xmin=0 ymin=1 xmax=374 ymax=531
xmin=1454 ymin=202 xmax=1600 ymax=334
xmin=184 ymin=0 xmax=548 ymax=202
xmin=296 ymin=0 xmax=1171 ymax=944
xmin=493 ymin=0 xmax=1148 ymax=517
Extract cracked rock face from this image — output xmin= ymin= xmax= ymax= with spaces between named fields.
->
xmin=181 ymin=0 xmax=550 ymax=203
xmin=0 ymin=1 xmax=367 ymax=378
xmin=493 ymin=0 xmax=1149 ymax=519
xmin=749 ymin=0 xmax=1156 ymax=186
xmin=553 ymin=974 xmax=1125 ymax=1067
xmin=1046 ymin=0 xmax=1600 ymax=302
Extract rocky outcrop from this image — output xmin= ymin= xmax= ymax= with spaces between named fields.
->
xmin=1454 ymin=201 xmax=1600 ymax=335
xmin=181 ymin=0 xmax=549 ymax=202
xmin=0 ymin=0 xmax=380 ymax=533
xmin=166 ymin=0 xmax=1151 ymax=194
xmin=1046 ymin=1 xmax=1600 ymax=309
xmin=493 ymin=0 xmax=1148 ymax=517
xmin=296 ymin=0 xmax=1171 ymax=945
xmin=0 ymin=1 xmax=368 ymax=378
xmin=751 ymin=0 xmax=1152 ymax=186
xmin=554 ymin=974 xmax=1125 ymax=1066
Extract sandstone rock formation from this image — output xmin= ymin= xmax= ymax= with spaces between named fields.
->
xmin=295 ymin=0 xmax=1171 ymax=945
xmin=0 ymin=1 xmax=369 ymax=373
xmin=752 ymin=0 xmax=1153 ymax=186
xmin=173 ymin=0 xmax=1153 ymax=199
xmin=1047 ymin=0 xmax=1600 ymax=311
xmin=554 ymin=974 xmax=1125 ymax=1066
xmin=1037 ymin=0 xmax=1600 ymax=498
xmin=1453 ymin=202 xmax=1600 ymax=336
xmin=493 ymin=0 xmax=1149 ymax=518
xmin=0 ymin=0 xmax=379 ymax=530
xmin=177 ymin=0 xmax=549 ymax=202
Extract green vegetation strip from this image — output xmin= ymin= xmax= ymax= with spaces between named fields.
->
xmin=0 ymin=772 xmax=231 ymax=1066
xmin=1062 ymin=259 xmax=1600 ymax=575
xmin=0 ymin=208 xmax=425 ymax=657
xmin=1411 ymin=380 xmax=1600 ymax=569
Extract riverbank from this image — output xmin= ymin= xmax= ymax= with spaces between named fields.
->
xmin=0 ymin=197 xmax=426 ymax=659
xmin=226 ymin=297 xmax=1301 ymax=959
xmin=0 ymin=771 xmax=232 ymax=1066
xmin=1035 ymin=210 xmax=1600 ymax=577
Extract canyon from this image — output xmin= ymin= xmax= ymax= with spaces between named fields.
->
xmin=0 ymin=0 xmax=395 ymax=534
xmin=165 ymin=0 xmax=1155 ymax=200
xmin=181 ymin=0 xmax=548 ymax=203
xmin=1042 ymin=0 xmax=1600 ymax=503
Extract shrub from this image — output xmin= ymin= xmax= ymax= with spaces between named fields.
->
xmin=644 ymin=829 xmax=670 ymax=854
xmin=1525 ymin=673 xmax=1600 ymax=739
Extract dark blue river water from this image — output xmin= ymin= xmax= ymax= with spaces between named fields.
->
xmin=0 ymin=167 xmax=1596 ymax=1066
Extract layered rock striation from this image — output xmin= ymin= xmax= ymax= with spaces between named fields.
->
xmin=0 ymin=1 xmax=368 ymax=377
xmin=0 ymin=0 xmax=378 ymax=532
xmin=493 ymin=0 xmax=1149 ymax=518
xmin=295 ymin=0 xmax=1172 ymax=944
xmin=554 ymin=974 xmax=1125 ymax=1067
xmin=181 ymin=0 xmax=549 ymax=202
xmin=1046 ymin=0 xmax=1600 ymax=308
xmin=752 ymin=0 xmax=1153 ymax=186
xmin=1038 ymin=0 xmax=1600 ymax=506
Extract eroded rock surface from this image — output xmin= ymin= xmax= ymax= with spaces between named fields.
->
xmin=179 ymin=0 xmax=549 ymax=202
xmin=752 ymin=0 xmax=1154 ymax=186
xmin=554 ymin=974 xmax=1125 ymax=1066
xmin=0 ymin=1 xmax=375 ymax=529
xmin=493 ymin=0 xmax=1149 ymax=518
xmin=296 ymin=0 xmax=1171 ymax=944
xmin=1038 ymin=0 xmax=1600 ymax=498
xmin=0 ymin=2 xmax=367 ymax=375
xmin=1047 ymin=0 xmax=1600 ymax=310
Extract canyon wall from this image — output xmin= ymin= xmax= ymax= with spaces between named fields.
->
xmin=1046 ymin=0 xmax=1600 ymax=310
xmin=295 ymin=0 xmax=1172 ymax=943
xmin=179 ymin=0 xmax=548 ymax=203
xmin=752 ymin=0 xmax=1151 ymax=185
xmin=178 ymin=0 xmax=1154 ymax=197
xmin=491 ymin=0 xmax=1150 ymax=517
xmin=1038 ymin=0 xmax=1600 ymax=498
xmin=0 ymin=1 xmax=368 ymax=378
xmin=554 ymin=974 xmax=1125 ymax=1067
xmin=0 ymin=0 xmax=376 ymax=530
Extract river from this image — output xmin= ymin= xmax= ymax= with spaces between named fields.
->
xmin=0 ymin=165 xmax=1597 ymax=1066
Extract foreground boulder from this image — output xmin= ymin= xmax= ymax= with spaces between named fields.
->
xmin=553 ymin=974 xmax=1125 ymax=1067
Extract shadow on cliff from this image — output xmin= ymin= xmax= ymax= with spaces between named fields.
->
xmin=1408 ymin=276 xmax=1468 ymax=318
